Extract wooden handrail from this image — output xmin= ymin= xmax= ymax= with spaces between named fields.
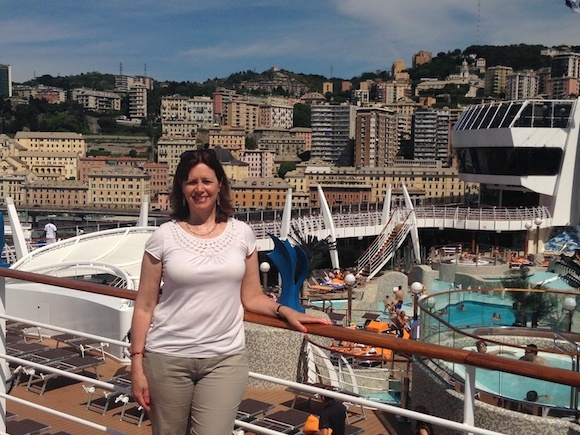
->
xmin=2 ymin=267 xmax=580 ymax=388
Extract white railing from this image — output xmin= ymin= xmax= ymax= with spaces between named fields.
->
xmin=0 ymin=313 xmax=507 ymax=435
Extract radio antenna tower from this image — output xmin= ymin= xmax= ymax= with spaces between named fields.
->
xmin=119 ymin=63 xmax=123 ymax=76
xmin=477 ymin=0 xmax=481 ymax=44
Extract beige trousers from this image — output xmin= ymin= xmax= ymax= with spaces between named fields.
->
xmin=143 ymin=350 xmax=248 ymax=435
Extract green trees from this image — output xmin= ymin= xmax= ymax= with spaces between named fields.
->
xmin=293 ymin=103 xmax=311 ymax=127
xmin=502 ymin=267 xmax=559 ymax=328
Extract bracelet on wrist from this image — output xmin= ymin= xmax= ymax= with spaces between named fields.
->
xmin=129 ymin=350 xmax=145 ymax=358
xmin=276 ymin=304 xmax=285 ymax=319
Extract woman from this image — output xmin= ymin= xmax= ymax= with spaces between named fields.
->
xmin=129 ymin=148 xmax=331 ymax=434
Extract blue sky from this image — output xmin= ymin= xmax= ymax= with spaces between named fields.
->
xmin=1 ymin=0 xmax=579 ymax=84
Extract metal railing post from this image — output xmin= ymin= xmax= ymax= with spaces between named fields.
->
xmin=464 ymin=365 xmax=476 ymax=435
xmin=0 ymin=213 xmax=10 ymax=434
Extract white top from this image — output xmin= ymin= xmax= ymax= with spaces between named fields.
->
xmin=44 ymin=222 xmax=57 ymax=239
xmin=144 ymin=218 xmax=256 ymax=358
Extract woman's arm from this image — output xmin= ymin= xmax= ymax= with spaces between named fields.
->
xmin=130 ymin=252 xmax=162 ymax=411
xmin=241 ymin=250 xmax=332 ymax=332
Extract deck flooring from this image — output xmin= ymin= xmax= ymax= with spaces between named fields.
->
xmin=5 ymin=337 xmax=413 ymax=434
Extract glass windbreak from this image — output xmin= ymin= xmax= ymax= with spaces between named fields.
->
xmin=454 ymin=100 xmax=575 ymax=130
xmin=418 ymin=288 xmax=579 ymax=412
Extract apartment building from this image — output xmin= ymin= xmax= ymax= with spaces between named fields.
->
xmin=143 ymin=161 xmax=170 ymax=201
xmin=412 ymin=51 xmax=432 ymax=68
xmin=157 ymin=139 xmax=197 ymax=177
xmin=12 ymin=85 xmax=66 ymax=104
xmin=412 ymin=107 xmax=451 ymax=166
xmin=258 ymin=103 xmax=294 ymax=129
xmin=129 ymin=86 xmax=147 ymax=120
xmin=548 ymin=77 xmax=580 ymax=99
xmin=392 ymin=59 xmax=406 ymax=75
xmin=284 ymin=160 xmax=473 ymax=208
xmin=72 ymin=88 xmax=122 ymax=112
xmin=78 ymin=156 xmax=148 ymax=183
xmin=310 ymin=103 xmax=356 ymax=165
xmin=27 ymin=179 xmax=87 ymax=208
xmin=213 ymin=147 xmax=250 ymax=184
xmin=230 ymin=176 xmax=292 ymax=211
xmin=115 ymin=75 xmax=154 ymax=92
xmin=88 ymin=166 xmax=150 ymax=210
xmin=551 ymin=51 xmax=580 ymax=79
xmin=355 ymin=107 xmax=399 ymax=168
xmin=14 ymin=132 xmax=86 ymax=155
xmin=237 ymin=149 xmax=276 ymax=178
xmin=161 ymin=95 xmax=214 ymax=137
xmin=505 ymin=71 xmax=539 ymax=100
xmin=289 ymin=127 xmax=312 ymax=151
xmin=15 ymin=132 xmax=86 ymax=180
xmin=0 ymin=64 xmax=12 ymax=98
xmin=256 ymin=131 xmax=306 ymax=157
xmin=212 ymin=88 xmax=242 ymax=125
xmin=208 ymin=127 xmax=245 ymax=155
xmin=377 ymin=80 xmax=412 ymax=104
xmin=222 ymin=99 xmax=260 ymax=133
xmin=323 ymin=82 xmax=334 ymax=94
xmin=484 ymin=65 xmax=514 ymax=96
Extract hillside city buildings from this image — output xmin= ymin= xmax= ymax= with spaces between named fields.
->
xmin=0 ymin=46 xmax=579 ymax=213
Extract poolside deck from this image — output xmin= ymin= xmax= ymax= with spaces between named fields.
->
xmin=6 ymin=346 xmax=410 ymax=434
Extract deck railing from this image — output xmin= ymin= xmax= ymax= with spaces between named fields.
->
xmin=2 ymin=269 xmax=580 ymax=434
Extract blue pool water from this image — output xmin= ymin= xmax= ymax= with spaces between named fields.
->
xmin=431 ymin=272 xmax=573 ymax=293
xmin=447 ymin=348 xmax=575 ymax=407
xmin=441 ymin=301 xmax=516 ymax=327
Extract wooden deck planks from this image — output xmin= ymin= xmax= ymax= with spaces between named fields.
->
xmin=7 ymin=355 xmax=405 ymax=434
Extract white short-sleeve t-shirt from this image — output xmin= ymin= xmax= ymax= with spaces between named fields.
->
xmin=144 ymin=218 xmax=256 ymax=358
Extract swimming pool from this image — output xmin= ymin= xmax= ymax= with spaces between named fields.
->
xmin=431 ymin=272 xmax=573 ymax=294
xmin=309 ymin=299 xmax=347 ymax=310
xmin=444 ymin=346 xmax=575 ymax=408
xmin=437 ymin=300 xmax=516 ymax=327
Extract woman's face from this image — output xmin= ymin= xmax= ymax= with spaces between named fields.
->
xmin=182 ymin=163 xmax=221 ymax=216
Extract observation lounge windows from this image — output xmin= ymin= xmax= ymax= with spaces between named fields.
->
xmin=458 ymin=147 xmax=562 ymax=176
xmin=488 ymin=103 xmax=509 ymax=128
xmin=499 ymin=102 xmax=523 ymax=128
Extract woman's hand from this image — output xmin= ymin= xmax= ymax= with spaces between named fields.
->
xmin=278 ymin=305 xmax=332 ymax=333
xmin=131 ymin=369 xmax=151 ymax=412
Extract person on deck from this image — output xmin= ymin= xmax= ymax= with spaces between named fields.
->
xmin=129 ymin=148 xmax=331 ymax=435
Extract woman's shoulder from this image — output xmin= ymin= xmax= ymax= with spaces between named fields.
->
xmin=229 ymin=217 xmax=252 ymax=232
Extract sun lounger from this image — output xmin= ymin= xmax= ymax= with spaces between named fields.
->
xmin=328 ymin=312 xmax=346 ymax=325
xmin=13 ymin=348 xmax=79 ymax=387
xmin=7 ymin=342 xmax=50 ymax=358
xmin=251 ymin=408 xmax=311 ymax=433
xmin=83 ymin=371 xmax=132 ymax=415
xmin=53 ymin=333 xmax=108 ymax=359
xmin=236 ymin=398 xmax=275 ymax=422
xmin=26 ymin=355 xmax=105 ymax=395
xmin=6 ymin=418 xmax=50 ymax=435
xmin=345 ymin=424 xmax=364 ymax=434
xmin=6 ymin=321 xmax=43 ymax=343
xmin=115 ymin=394 xmax=148 ymax=426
